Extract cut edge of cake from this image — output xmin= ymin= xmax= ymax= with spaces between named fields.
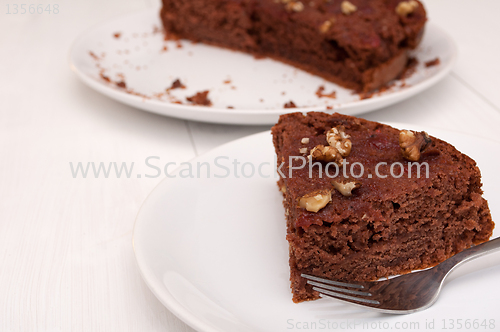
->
xmin=271 ymin=112 xmax=494 ymax=303
xmin=160 ymin=0 xmax=427 ymax=92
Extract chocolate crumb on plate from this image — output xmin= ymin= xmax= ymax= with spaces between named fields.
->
xmin=100 ymin=73 xmax=111 ymax=83
xmin=186 ymin=90 xmax=212 ymax=106
xmin=152 ymin=25 xmax=161 ymax=34
xmin=113 ymin=32 xmax=121 ymax=39
xmin=284 ymin=101 xmax=297 ymax=108
xmin=89 ymin=51 xmax=100 ymax=61
xmin=116 ymin=81 xmax=127 ymax=89
xmin=425 ymin=57 xmax=441 ymax=67
xmin=315 ymin=85 xmax=337 ymax=99
xmin=167 ymin=79 xmax=186 ymax=91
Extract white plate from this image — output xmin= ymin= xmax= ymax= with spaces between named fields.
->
xmin=134 ymin=124 xmax=500 ymax=332
xmin=70 ymin=9 xmax=457 ymax=125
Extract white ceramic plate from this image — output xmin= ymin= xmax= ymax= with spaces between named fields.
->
xmin=70 ymin=9 xmax=457 ymax=125
xmin=134 ymin=124 xmax=500 ymax=332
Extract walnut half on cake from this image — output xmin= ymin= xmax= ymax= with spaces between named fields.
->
xmin=160 ymin=0 xmax=427 ymax=92
xmin=271 ymin=112 xmax=494 ymax=303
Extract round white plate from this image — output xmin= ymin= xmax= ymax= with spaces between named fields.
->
xmin=70 ymin=9 xmax=457 ymax=125
xmin=133 ymin=124 xmax=500 ymax=332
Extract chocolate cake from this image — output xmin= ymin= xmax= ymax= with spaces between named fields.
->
xmin=271 ymin=112 xmax=494 ymax=303
xmin=160 ymin=0 xmax=427 ymax=92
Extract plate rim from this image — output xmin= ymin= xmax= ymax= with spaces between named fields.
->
xmin=133 ymin=122 xmax=498 ymax=332
xmin=69 ymin=9 xmax=458 ymax=125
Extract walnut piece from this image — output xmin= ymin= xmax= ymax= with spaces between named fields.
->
xmin=299 ymin=190 xmax=332 ymax=212
xmin=341 ymin=1 xmax=357 ymax=15
xmin=280 ymin=185 xmax=287 ymax=193
xmin=326 ymin=126 xmax=352 ymax=157
xmin=399 ymin=130 xmax=432 ymax=161
xmin=301 ymin=137 xmax=310 ymax=144
xmin=395 ymin=0 xmax=419 ymax=16
xmin=332 ymin=181 xmax=361 ymax=197
xmin=299 ymin=147 xmax=308 ymax=154
xmin=286 ymin=1 xmax=304 ymax=12
xmin=310 ymin=145 xmax=343 ymax=164
xmin=319 ymin=18 xmax=335 ymax=33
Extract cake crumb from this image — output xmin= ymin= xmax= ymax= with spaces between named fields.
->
xmin=341 ymin=1 xmax=357 ymax=15
xmin=315 ymin=85 xmax=337 ymax=99
xmin=223 ymin=79 xmax=232 ymax=84
xmin=186 ymin=90 xmax=212 ymax=106
xmin=113 ymin=32 xmax=121 ymax=39
xmin=167 ymin=79 xmax=186 ymax=91
xmin=425 ymin=58 xmax=440 ymax=67
xmin=152 ymin=25 xmax=161 ymax=34
xmin=116 ymin=81 xmax=127 ymax=89
xmin=284 ymin=101 xmax=297 ymax=108
xmin=100 ymin=73 xmax=111 ymax=83
xmin=227 ymin=106 xmax=234 ymax=109
xmin=89 ymin=51 xmax=100 ymax=61
xmin=326 ymin=105 xmax=333 ymax=110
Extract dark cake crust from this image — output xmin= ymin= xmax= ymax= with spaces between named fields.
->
xmin=160 ymin=0 xmax=427 ymax=91
xmin=272 ymin=112 xmax=494 ymax=302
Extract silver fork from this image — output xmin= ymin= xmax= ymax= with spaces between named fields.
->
xmin=302 ymin=237 xmax=500 ymax=314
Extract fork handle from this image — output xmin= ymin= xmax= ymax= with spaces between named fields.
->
xmin=438 ymin=237 xmax=500 ymax=275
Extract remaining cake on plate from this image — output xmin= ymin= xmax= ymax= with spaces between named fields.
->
xmin=160 ymin=0 xmax=427 ymax=92
xmin=271 ymin=112 xmax=494 ymax=303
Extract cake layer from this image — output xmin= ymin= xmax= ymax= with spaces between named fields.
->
xmin=272 ymin=112 xmax=494 ymax=302
xmin=160 ymin=0 xmax=427 ymax=91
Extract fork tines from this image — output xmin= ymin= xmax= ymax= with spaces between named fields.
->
xmin=301 ymin=274 xmax=380 ymax=305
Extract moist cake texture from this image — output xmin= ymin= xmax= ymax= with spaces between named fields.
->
xmin=160 ymin=0 xmax=427 ymax=91
xmin=272 ymin=112 xmax=494 ymax=303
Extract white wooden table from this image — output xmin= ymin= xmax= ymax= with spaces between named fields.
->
xmin=1 ymin=0 xmax=500 ymax=331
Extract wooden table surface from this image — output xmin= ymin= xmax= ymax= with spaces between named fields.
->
xmin=1 ymin=0 xmax=500 ymax=331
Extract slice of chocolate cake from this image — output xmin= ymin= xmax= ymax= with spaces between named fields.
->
xmin=160 ymin=0 xmax=427 ymax=92
xmin=271 ymin=112 xmax=494 ymax=303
